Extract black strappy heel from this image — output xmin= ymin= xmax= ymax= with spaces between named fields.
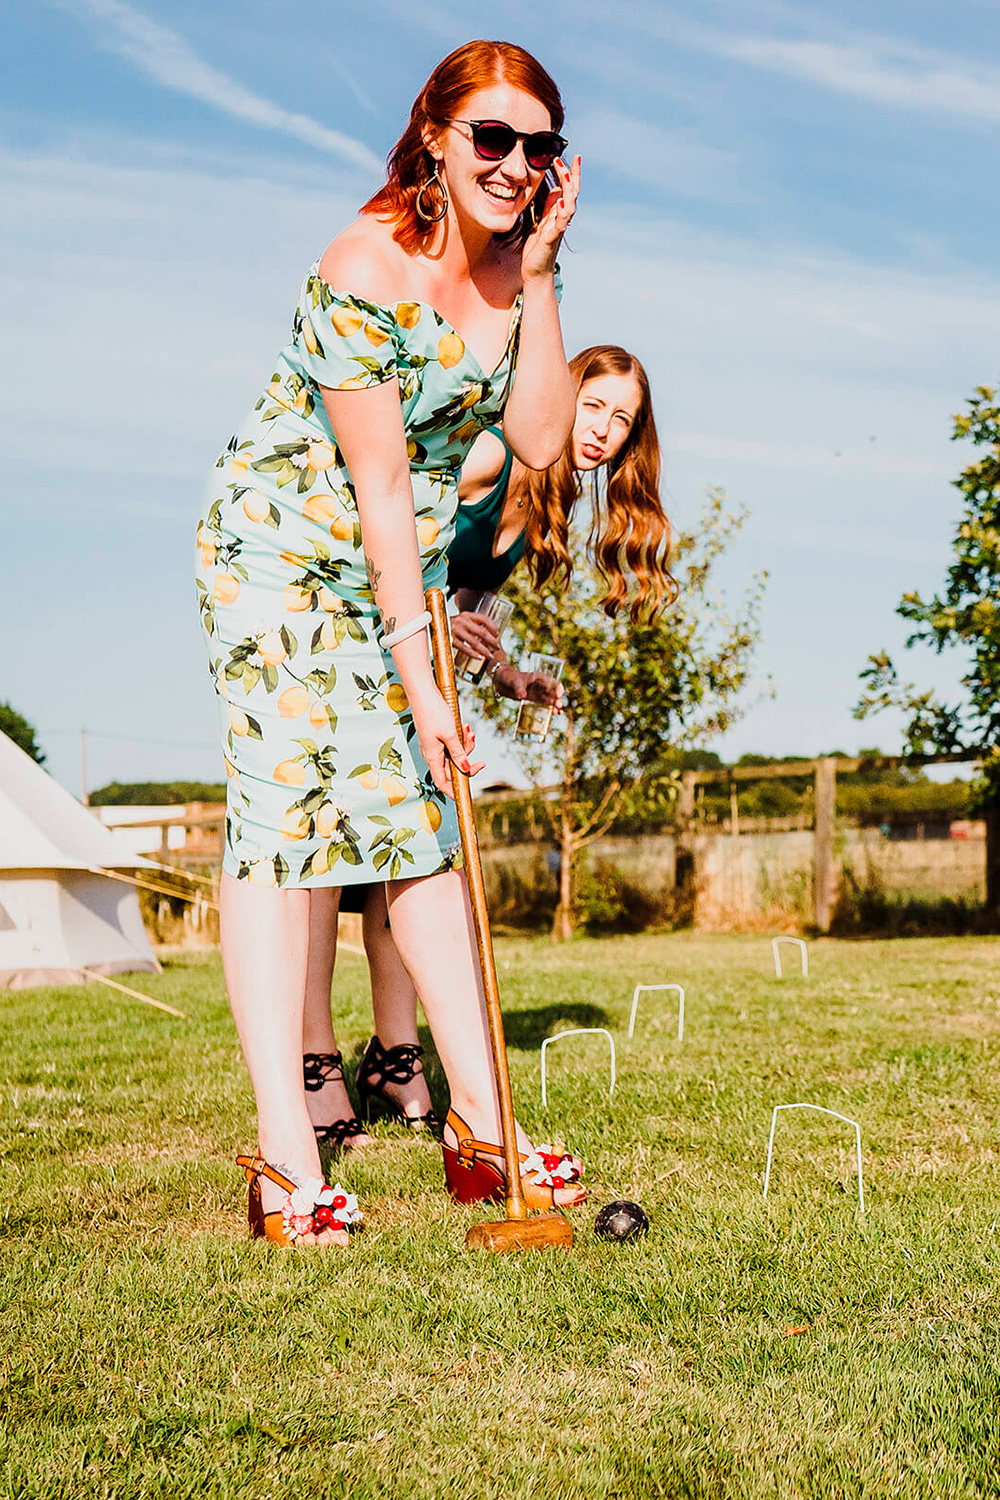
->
xmin=302 ymin=1051 xmax=369 ymax=1150
xmin=356 ymin=1036 xmax=443 ymax=1136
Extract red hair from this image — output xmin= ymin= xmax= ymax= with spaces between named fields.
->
xmin=362 ymin=40 xmax=563 ymax=253
xmin=523 ymin=347 xmax=677 ymax=621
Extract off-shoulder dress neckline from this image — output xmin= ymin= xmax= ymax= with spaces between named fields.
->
xmin=308 ymin=262 xmax=523 ymax=380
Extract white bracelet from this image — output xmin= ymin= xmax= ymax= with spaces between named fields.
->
xmin=380 ymin=610 xmax=431 ymax=650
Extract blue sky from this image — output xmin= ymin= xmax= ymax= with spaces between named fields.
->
xmin=3 ymin=0 xmax=999 ymax=796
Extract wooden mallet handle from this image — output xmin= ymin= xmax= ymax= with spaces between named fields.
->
xmin=425 ymin=588 xmax=526 ymax=1221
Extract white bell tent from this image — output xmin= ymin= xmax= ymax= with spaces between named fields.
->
xmin=0 ymin=731 xmax=160 ymax=990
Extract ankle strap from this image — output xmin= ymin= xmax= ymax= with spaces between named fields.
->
xmin=303 ymin=1051 xmax=344 ymax=1090
xmin=446 ymin=1109 xmax=521 ymax=1165
xmin=236 ymin=1154 xmax=297 ymax=1194
xmin=360 ymin=1037 xmax=424 ymax=1086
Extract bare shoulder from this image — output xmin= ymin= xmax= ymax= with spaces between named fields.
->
xmin=458 ymin=428 xmax=509 ymax=502
xmin=318 ymin=218 xmax=407 ymax=305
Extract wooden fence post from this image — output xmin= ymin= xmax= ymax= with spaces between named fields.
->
xmin=986 ymin=806 xmax=1000 ymax=922
xmin=675 ymin=771 xmax=697 ymax=921
xmin=813 ymin=756 xmax=837 ymax=932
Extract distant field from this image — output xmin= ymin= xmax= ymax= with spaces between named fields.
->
xmin=3 ymin=934 xmax=1000 ymax=1498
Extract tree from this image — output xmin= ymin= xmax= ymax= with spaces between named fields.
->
xmin=855 ymin=384 xmax=1000 ymax=913
xmin=480 ymin=488 xmax=765 ymax=938
xmin=88 ymin=781 xmax=227 ymax=806
xmin=0 ymin=702 xmax=45 ymax=764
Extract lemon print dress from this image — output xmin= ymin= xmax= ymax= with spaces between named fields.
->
xmin=196 ymin=263 xmax=523 ymax=888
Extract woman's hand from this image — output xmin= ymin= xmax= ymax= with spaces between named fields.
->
xmin=491 ymin=665 xmax=563 ymax=708
xmin=450 ymin=609 xmax=501 ymax=662
xmin=411 ymin=687 xmax=484 ymax=799
xmin=520 ymin=155 xmax=581 ymax=283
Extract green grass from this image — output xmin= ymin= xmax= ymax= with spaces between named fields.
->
xmin=4 ymin=934 xmax=1000 ymax=1498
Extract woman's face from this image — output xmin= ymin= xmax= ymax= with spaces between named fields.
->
xmin=571 ymin=371 xmax=643 ymax=471
xmin=430 ymin=83 xmax=552 ymax=235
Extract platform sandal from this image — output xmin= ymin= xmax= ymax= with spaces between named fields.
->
xmin=441 ymin=1108 xmax=586 ymax=1211
xmin=356 ymin=1036 xmax=443 ymax=1135
xmin=236 ymin=1154 xmax=362 ymax=1246
xmin=302 ymin=1051 xmax=369 ymax=1150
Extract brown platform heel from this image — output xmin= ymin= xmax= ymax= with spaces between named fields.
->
xmin=441 ymin=1109 xmax=586 ymax=1211
xmin=236 ymin=1154 xmax=362 ymax=1246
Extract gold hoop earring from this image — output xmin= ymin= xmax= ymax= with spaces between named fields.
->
xmin=415 ymin=166 xmax=448 ymax=224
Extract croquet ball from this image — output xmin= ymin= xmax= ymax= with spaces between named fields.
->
xmin=594 ymin=1200 xmax=649 ymax=1242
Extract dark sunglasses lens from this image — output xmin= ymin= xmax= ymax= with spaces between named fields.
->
xmin=471 ymin=123 xmax=516 ymax=160
xmin=524 ymin=133 xmax=565 ymax=170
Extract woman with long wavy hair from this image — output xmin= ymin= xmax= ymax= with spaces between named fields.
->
xmin=195 ymin=39 xmax=589 ymax=1247
xmin=304 ymin=345 xmax=675 ymax=1138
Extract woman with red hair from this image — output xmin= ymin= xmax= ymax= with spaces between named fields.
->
xmin=196 ymin=40 xmax=586 ymax=1246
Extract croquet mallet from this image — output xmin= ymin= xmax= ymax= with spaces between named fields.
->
xmin=425 ymin=587 xmax=573 ymax=1253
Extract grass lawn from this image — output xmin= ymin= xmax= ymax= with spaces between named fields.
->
xmin=3 ymin=933 xmax=1000 ymax=1498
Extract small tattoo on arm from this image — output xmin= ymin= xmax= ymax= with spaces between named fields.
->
xmin=366 ymin=557 xmax=382 ymax=593
xmin=383 ymin=616 xmax=397 ymax=635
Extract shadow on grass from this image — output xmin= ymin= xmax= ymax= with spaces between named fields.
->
xmin=501 ymin=1002 xmax=612 ymax=1052
xmin=339 ymin=1003 xmax=611 ymax=1128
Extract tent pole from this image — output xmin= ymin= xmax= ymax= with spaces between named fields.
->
xmin=75 ymin=968 xmax=186 ymax=1018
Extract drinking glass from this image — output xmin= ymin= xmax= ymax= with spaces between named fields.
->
xmin=453 ymin=593 xmax=514 ymax=683
xmin=515 ymin=653 xmax=565 ymax=742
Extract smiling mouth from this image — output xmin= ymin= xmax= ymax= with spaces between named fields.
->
xmin=480 ymin=181 xmax=520 ymax=203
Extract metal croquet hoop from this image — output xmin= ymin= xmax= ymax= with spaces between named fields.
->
xmin=771 ymin=936 xmax=808 ymax=978
xmin=762 ymin=1104 xmax=865 ymax=1214
xmin=628 ymin=984 xmax=685 ymax=1042
xmin=540 ymin=1029 xmax=616 ymax=1108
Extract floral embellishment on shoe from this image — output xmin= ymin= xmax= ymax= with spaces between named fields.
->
xmin=281 ymin=1177 xmax=362 ymax=1243
xmin=520 ymin=1143 xmax=584 ymax=1189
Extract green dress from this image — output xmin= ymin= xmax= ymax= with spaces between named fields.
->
xmin=446 ymin=427 xmax=526 ymax=596
xmin=195 ymin=263 xmax=523 ymax=888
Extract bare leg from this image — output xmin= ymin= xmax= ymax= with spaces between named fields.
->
xmin=361 ymin=886 xmax=433 ymax=1121
xmin=386 ymin=869 xmax=581 ymax=1207
xmin=302 ymin=885 xmax=339 ymax=1052
xmin=301 ymin=887 xmax=372 ymax=1145
xmin=219 ymin=872 xmax=348 ymax=1245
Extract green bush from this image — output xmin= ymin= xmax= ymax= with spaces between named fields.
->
xmin=89 ymin=780 xmax=226 ymax=806
xmin=832 ymin=861 xmax=993 ymax=936
xmin=575 ymin=864 xmax=672 ymax=934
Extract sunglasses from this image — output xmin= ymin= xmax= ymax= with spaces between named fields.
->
xmin=452 ymin=118 xmax=567 ymax=173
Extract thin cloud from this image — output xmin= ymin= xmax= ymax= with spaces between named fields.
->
xmin=579 ymin=0 xmax=1000 ymax=128
xmin=75 ymin=0 xmax=383 ymax=171
xmin=704 ymin=32 xmax=1000 ymax=124
xmin=589 ymin=0 xmax=995 ymax=128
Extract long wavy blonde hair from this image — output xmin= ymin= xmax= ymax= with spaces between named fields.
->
xmin=522 ymin=346 xmax=676 ymax=621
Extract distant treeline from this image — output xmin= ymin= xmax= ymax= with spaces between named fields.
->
xmin=88 ymin=781 xmax=227 ymax=806
xmin=88 ymin=750 xmax=974 ymax=828
xmin=696 ymin=750 xmax=971 ymax=823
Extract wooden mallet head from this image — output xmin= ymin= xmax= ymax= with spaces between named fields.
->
xmin=465 ymin=1212 xmax=573 ymax=1253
